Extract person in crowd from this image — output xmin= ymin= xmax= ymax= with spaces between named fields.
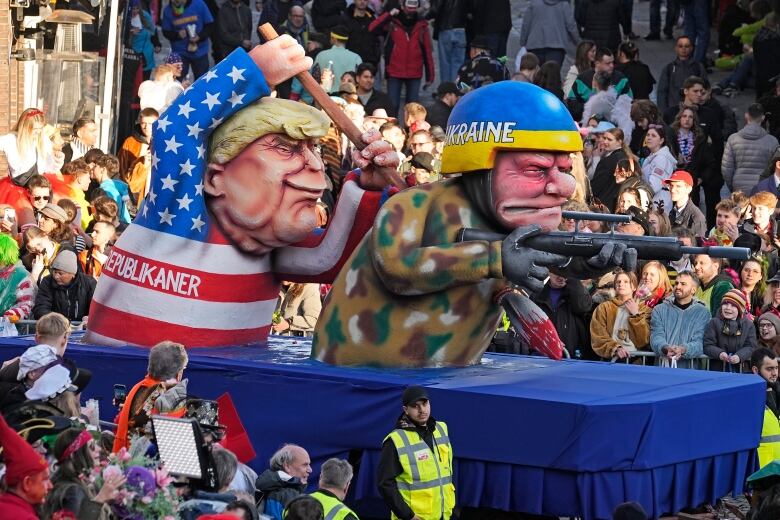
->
xmin=256 ymin=444 xmax=312 ymax=520
xmin=650 ymin=271 xmax=712 ymax=368
xmin=628 ymin=100 xmax=663 ymax=157
xmin=273 ymin=282 xmax=322 ymax=337
xmin=311 ymin=0 xmax=346 ymax=33
xmin=648 ymin=208 xmax=671 ymax=236
xmin=310 ymin=458 xmax=359 ymax=520
xmin=0 ymin=108 xmax=62 ymax=185
xmin=758 ymin=313 xmax=780 ymax=351
xmin=567 ymin=48 xmax=633 ymax=122
xmin=563 ymin=40 xmax=595 ymax=99
xmin=43 ymin=125 xmax=66 ymax=174
xmin=313 ymin=26 xmax=363 ymax=95
xmin=0 ymin=412 xmax=52 ymax=518
xmin=79 ymin=221 xmax=115 ymax=280
xmin=378 ymin=385 xmax=454 ymax=520
xmin=590 ymin=270 xmax=651 ymax=360
xmin=37 ymin=203 xmax=74 ymax=249
xmin=406 ymin=152 xmax=437 ymax=186
xmin=581 ymin=70 xmax=634 ymax=139
xmin=117 ymin=107 xmax=158 ymax=206
xmin=665 ymin=170 xmax=707 ymax=237
xmin=647 ymin=0 xmax=680 ymax=40
xmin=180 ymin=446 xmax=242 ymax=517
xmin=455 ymin=35 xmax=510 ymax=90
xmin=694 ymin=254 xmax=736 ymax=316
xmin=355 ymin=63 xmax=396 ymax=118
xmin=0 ymin=233 xmax=33 ymax=323
xmin=740 ymin=257 xmax=767 ymax=315
xmin=759 ymin=76 xmax=780 ymax=141
xmin=403 ymin=102 xmax=430 ymax=134
xmin=762 ymin=273 xmax=780 ymax=317
xmin=380 ymin=121 xmax=407 ymax=161
xmin=27 ymin=175 xmax=51 ymax=224
xmin=750 ymin=348 xmax=780 ymax=468
xmin=370 ymin=2 xmax=435 ymax=110
xmin=62 ymin=118 xmax=97 ymax=164
xmin=407 ymin=129 xmax=438 ymax=159
xmin=113 ymin=341 xmax=189 ymax=452
xmin=85 ymin=196 xmax=124 ymax=234
xmin=278 ymin=5 xmax=309 ymax=48
xmin=639 ymin=261 xmax=673 ymax=308
xmin=427 ymin=0 xmax=469 ymax=83
xmin=684 ymin=0 xmax=710 ymax=64
xmin=616 ymin=41 xmax=655 ymax=100
xmin=575 ymin=0 xmax=625 ymax=52
xmin=741 ymin=191 xmax=779 ymax=253
xmin=616 ymin=205 xmax=652 ymax=235
xmin=615 ymin=160 xmax=652 ymax=210
xmin=518 ymin=0 xmax=579 ymax=68
xmin=216 ymin=0 xmax=253 ymax=60
xmin=723 ymin=103 xmax=780 ymax=194
xmin=55 ymin=200 xmax=87 ymax=252
xmin=591 ymin=128 xmax=632 ymax=211
xmin=23 ymin=226 xmax=64 ymax=285
xmin=129 ymin=0 xmax=156 ymax=78
xmin=62 ymin=160 xmax=93 ymax=230
xmin=464 ymin=0 xmax=511 ymax=58
xmin=663 ymin=77 xmax=722 ymax=149
xmin=33 ymin=249 xmax=96 ymax=322
xmin=426 ymin=82 xmax=461 ymax=129
xmin=656 ymin=36 xmax=707 ymax=113
xmin=513 ymin=53 xmax=540 ymax=84
xmin=260 ymin=0 xmax=303 ymax=27
xmin=709 ymin=198 xmax=741 ymax=246
xmin=752 ymin=150 xmax=780 ymax=197
xmin=42 ymin=427 xmax=125 ymax=519
xmin=531 ymin=273 xmax=593 ymax=359
xmin=90 ymin=154 xmax=131 ymax=225
xmin=138 ymin=64 xmax=185 ymax=114
xmin=703 ymin=288 xmax=757 ymax=370
xmin=535 ymin=61 xmax=565 ymax=100
xmin=753 ymin=11 xmax=780 ymax=100
xmin=284 ymin=496 xmax=324 ymax=520
xmin=342 ymin=0 xmax=380 ymax=69
xmin=641 ymin=125 xmax=675 ymax=211
xmin=162 ymin=0 xmax=215 ymax=80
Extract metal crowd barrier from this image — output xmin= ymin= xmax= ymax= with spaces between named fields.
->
xmin=14 ymin=320 xmax=84 ymax=336
xmin=611 ymin=350 xmax=752 ymax=373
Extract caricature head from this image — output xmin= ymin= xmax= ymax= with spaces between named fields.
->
xmin=441 ymin=82 xmax=582 ymax=232
xmin=205 ymin=98 xmax=331 ymax=255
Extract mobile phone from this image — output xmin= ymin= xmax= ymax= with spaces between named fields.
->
xmin=113 ymin=384 xmax=128 ymax=404
xmin=3 ymin=208 xmax=15 ymax=224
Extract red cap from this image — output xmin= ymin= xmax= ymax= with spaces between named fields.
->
xmin=0 ymin=413 xmax=48 ymax=486
xmin=663 ymin=170 xmax=694 ymax=187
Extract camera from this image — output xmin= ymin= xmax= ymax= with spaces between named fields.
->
xmin=113 ymin=383 xmax=127 ymax=405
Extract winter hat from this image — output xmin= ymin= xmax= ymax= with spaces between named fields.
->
xmin=39 ymin=203 xmax=68 ymax=223
xmin=51 ymin=250 xmax=78 ymax=275
xmin=24 ymin=364 xmax=76 ymax=401
xmin=17 ymin=344 xmax=59 ymax=381
xmin=759 ymin=312 xmax=780 ymax=335
xmin=721 ymin=288 xmax=748 ymax=317
xmin=0 ymin=413 xmax=48 ymax=486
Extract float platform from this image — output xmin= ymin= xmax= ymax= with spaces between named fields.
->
xmin=0 ymin=335 xmax=765 ymax=520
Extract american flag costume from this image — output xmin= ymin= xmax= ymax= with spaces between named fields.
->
xmin=85 ymin=49 xmax=390 ymax=347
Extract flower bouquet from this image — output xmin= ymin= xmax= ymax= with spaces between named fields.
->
xmin=91 ymin=447 xmax=180 ymax=520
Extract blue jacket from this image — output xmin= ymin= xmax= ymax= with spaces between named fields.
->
xmin=750 ymin=175 xmax=780 ymax=197
xmin=650 ymin=297 xmax=711 ymax=367
xmin=162 ymin=0 xmax=214 ymax=59
xmin=100 ymin=179 xmax=132 ymax=224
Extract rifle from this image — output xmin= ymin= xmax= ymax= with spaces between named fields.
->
xmin=457 ymin=211 xmax=750 ymax=262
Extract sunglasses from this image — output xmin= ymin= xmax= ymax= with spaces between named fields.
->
xmin=33 ymin=195 xmax=50 ymax=201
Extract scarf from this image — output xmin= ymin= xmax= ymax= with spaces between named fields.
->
xmin=643 ymin=286 xmax=666 ymax=309
xmin=112 ymin=375 xmax=162 ymax=452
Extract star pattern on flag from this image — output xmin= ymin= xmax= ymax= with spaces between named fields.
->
xmin=136 ymin=50 xmax=269 ymax=243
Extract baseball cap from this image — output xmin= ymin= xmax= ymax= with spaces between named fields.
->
xmin=436 ymin=82 xmax=463 ymax=98
xmin=590 ymin=121 xmax=615 ymax=134
xmin=663 ymin=170 xmax=694 ymax=187
xmin=402 ymin=385 xmax=429 ymax=406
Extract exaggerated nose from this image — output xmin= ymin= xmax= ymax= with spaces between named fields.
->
xmin=302 ymin=144 xmax=324 ymax=172
xmin=544 ymin=170 xmax=576 ymax=198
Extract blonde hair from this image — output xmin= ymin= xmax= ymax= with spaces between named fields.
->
xmin=209 ymin=98 xmax=330 ymax=165
xmin=152 ymin=64 xmax=176 ymax=81
xmin=36 ymin=312 xmax=71 ymax=339
xmin=641 ymin=260 xmax=672 ymax=295
xmin=404 ymin=102 xmax=427 ymax=119
xmin=14 ymin=108 xmax=47 ymax=160
xmin=569 ymin=152 xmax=589 ymax=204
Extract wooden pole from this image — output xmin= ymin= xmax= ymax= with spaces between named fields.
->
xmin=258 ymin=23 xmax=406 ymax=189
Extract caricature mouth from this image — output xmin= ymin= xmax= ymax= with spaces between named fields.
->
xmin=284 ymin=179 xmax=324 ymax=201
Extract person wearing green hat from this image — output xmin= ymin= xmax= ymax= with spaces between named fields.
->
xmin=750 ymin=347 xmax=780 ymax=468
xmin=313 ymin=81 xmax=636 ymax=367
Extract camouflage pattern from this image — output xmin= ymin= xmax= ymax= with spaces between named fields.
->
xmin=312 ymin=177 xmax=511 ymax=367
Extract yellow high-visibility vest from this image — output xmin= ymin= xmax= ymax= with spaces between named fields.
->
xmin=310 ymin=490 xmax=358 ymax=520
xmin=758 ymin=406 xmax=780 ymax=468
xmin=385 ymin=421 xmax=455 ymax=520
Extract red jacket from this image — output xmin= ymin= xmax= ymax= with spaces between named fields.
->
xmin=0 ymin=492 xmax=39 ymax=519
xmin=369 ymin=12 xmax=435 ymax=82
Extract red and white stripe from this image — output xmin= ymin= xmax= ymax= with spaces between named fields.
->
xmin=85 ymin=179 xmax=384 ymax=348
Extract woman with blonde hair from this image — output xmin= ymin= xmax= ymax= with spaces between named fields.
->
xmin=637 ymin=261 xmax=672 ymax=308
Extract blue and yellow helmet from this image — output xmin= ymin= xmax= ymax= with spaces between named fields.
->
xmin=440 ymin=82 xmax=583 ymax=175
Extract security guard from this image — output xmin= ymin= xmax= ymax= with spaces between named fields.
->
xmin=751 ymin=347 xmax=780 ymax=468
xmin=377 ymin=386 xmax=455 ymax=520
xmin=310 ymin=458 xmax=359 ymax=520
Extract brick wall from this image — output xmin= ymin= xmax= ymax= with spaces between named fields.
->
xmin=0 ymin=0 xmax=26 ymax=176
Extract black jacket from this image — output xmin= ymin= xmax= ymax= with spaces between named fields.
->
xmin=360 ymin=88 xmax=396 ymax=117
xmin=426 ymin=99 xmax=453 ymax=129
xmin=616 ymin=60 xmax=655 ymax=100
xmin=590 ymin=148 xmax=627 ymax=211
xmin=255 ymin=469 xmax=305 ymax=518
xmin=340 ymin=4 xmax=381 ymax=65
xmin=754 ymin=26 xmax=780 ymax=99
xmin=377 ymin=414 xmax=441 ymax=520
xmin=216 ymin=1 xmax=252 ymax=59
xmin=311 ymin=0 xmax=346 ymax=33
xmin=576 ymin=0 xmax=626 ymax=51
xmin=428 ymin=0 xmax=469 ymax=38
xmin=464 ymin=0 xmax=511 ymax=34
xmin=532 ymin=280 xmax=593 ymax=359
xmin=260 ymin=0 xmax=302 ymax=26
xmin=663 ymin=103 xmax=723 ymax=154
xmin=33 ymin=272 xmax=96 ymax=321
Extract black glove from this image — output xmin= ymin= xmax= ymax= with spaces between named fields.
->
xmin=502 ymin=225 xmax=569 ymax=294
xmin=586 ymin=242 xmax=638 ymax=273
